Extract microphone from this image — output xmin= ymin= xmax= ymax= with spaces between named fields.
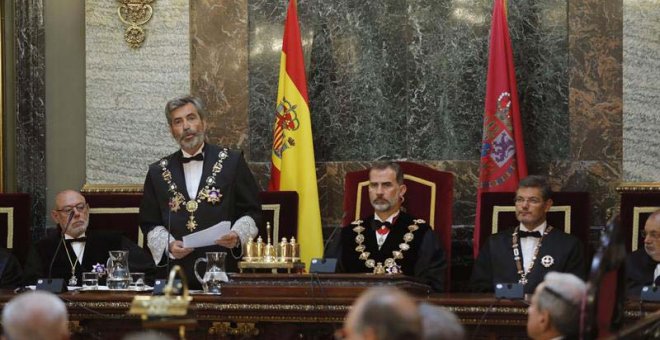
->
xmin=310 ymin=224 xmax=341 ymax=273
xmin=48 ymin=210 xmax=76 ymax=280
xmin=36 ymin=210 xmax=75 ymax=293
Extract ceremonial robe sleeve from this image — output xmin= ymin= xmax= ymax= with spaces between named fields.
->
xmin=563 ymin=237 xmax=586 ymax=280
xmin=414 ymin=230 xmax=446 ymax=292
xmin=139 ymin=169 xmax=162 ymax=236
xmin=121 ymin=237 xmax=157 ymax=285
xmin=470 ymin=241 xmax=495 ymax=292
xmin=232 ymin=153 xmax=262 ymax=224
xmin=0 ymin=250 xmax=23 ymax=289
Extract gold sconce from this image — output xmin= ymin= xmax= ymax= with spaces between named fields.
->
xmin=117 ymin=0 xmax=155 ymax=48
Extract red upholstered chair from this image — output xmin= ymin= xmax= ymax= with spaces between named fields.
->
xmin=0 ymin=194 xmax=31 ymax=265
xmin=617 ymin=183 xmax=660 ymax=253
xmin=258 ymin=191 xmax=298 ymax=242
xmin=477 ymin=191 xmax=591 ymax=260
xmin=342 ymin=162 xmax=454 ymax=291
xmin=581 ymin=215 xmax=626 ymax=338
xmin=83 ymin=192 xmax=145 ymax=247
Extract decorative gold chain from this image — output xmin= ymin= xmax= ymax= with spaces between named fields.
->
xmin=512 ymin=226 xmax=553 ymax=285
xmin=160 ymin=148 xmax=228 ymax=232
xmin=62 ymin=238 xmax=86 ymax=286
xmin=352 ymin=219 xmax=423 ymax=274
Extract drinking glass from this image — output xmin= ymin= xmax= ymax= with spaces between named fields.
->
xmin=130 ymin=272 xmax=146 ymax=290
xmin=82 ymin=272 xmax=98 ymax=290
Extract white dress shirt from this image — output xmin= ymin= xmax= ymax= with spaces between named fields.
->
xmin=64 ymin=233 xmax=86 ymax=263
xmin=519 ymin=222 xmax=547 ymax=273
xmin=374 ymin=211 xmax=400 ymax=249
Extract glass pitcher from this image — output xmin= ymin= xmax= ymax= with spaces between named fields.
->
xmin=194 ymin=252 xmax=228 ymax=294
xmin=106 ymin=250 xmax=130 ymax=289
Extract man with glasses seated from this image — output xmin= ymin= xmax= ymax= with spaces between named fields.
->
xmin=526 ymin=272 xmax=586 ymax=340
xmin=23 ymin=190 xmax=154 ymax=286
xmin=470 ymin=175 xmax=586 ymax=294
xmin=625 ymin=209 xmax=660 ymax=296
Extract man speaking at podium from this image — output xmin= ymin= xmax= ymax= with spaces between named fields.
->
xmin=139 ymin=95 xmax=261 ymax=287
xmin=336 ymin=162 xmax=446 ymax=292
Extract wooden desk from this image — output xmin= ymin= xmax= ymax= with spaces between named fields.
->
xmin=1 ymin=274 xmax=657 ymax=339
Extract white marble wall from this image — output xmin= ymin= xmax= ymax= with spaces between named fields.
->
xmin=623 ymin=0 xmax=660 ymax=182
xmin=85 ymin=0 xmax=190 ymax=184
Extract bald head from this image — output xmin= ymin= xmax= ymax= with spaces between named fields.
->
xmin=344 ymin=286 xmax=421 ymax=340
xmin=1 ymin=291 xmax=69 ymax=340
xmin=51 ymin=190 xmax=89 ymax=238
xmin=643 ymin=209 xmax=660 ymax=261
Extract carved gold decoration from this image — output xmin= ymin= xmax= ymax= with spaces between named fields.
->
xmin=81 ymin=183 xmax=144 ymax=193
xmin=129 ymin=265 xmax=192 ymax=318
xmin=68 ymin=320 xmax=83 ymax=334
xmin=209 ymin=322 xmax=259 ymax=337
xmin=117 ymin=0 xmax=155 ymax=48
xmin=616 ymin=182 xmax=660 ymax=192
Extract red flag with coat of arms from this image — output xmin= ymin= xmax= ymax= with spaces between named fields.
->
xmin=474 ymin=0 xmax=528 ymax=258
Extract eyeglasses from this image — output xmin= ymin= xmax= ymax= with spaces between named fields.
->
xmin=56 ymin=203 xmax=87 ymax=214
xmin=514 ymin=197 xmax=544 ymax=205
xmin=642 ymin=231 xmax=660 ymax=240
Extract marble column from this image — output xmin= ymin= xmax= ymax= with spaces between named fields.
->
xmin=15 ymin=0 xmax=47 ymax=237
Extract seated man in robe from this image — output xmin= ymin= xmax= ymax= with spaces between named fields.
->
xmin=336 ymin=161 xmax=446 ymax=292
xmin=625 ymin=209 xmax=660 ymax=296
xmin=0 ymin=248 xmax=23 ymax=289
xmin=526 ymin=272 xmax=586 ymax=340
xmin=470 ymin=175 xmax=586 ymax=294
xmin=24 ymin=190 xmax=155 ymax=286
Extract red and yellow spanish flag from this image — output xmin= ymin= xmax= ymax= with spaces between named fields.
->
xmin=474 ymin=0 xmax=528 ymax=258
xmin=268 ymin=0 xmax=323 ymax=268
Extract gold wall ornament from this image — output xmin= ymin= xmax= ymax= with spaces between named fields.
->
xmin=117 ymin=0 xmax=155 ymax=48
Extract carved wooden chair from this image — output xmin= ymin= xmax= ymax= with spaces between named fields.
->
xmin=343 ymin=162 xmax=454 ymax=291
xmin=0 ymin=193 xmax=32 ymax=265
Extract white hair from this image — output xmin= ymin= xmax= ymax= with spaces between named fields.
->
xmin=419 ymin=303 xmax=465 ymax=340
xmin=538 ymin=272 xmax=587 ymax=338
xmin=2 ymin=291 xmax=69 ymax=340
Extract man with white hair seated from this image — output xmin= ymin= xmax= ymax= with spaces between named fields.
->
xmin=526 ymin=272 xmax=586 ymax=340
xmin=1 ymin=291 xmax=69 ymax=340
xmin=418 ymin=302 xmax=465 ymax=340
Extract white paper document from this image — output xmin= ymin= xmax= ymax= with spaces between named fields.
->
xmin=182 ymin=221 xmax=232 ymax=248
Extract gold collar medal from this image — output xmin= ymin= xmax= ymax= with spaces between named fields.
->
xmin=352 ymin=218 xmax=423 ymax=274
xmin=160 ymin=148 xmax=228 ymax=232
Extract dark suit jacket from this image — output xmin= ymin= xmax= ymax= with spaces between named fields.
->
xmin=470 ymin=226 xmax=586 ymax=294
xmin=0 ymin=248 xmax=23 ymax=289
xmin=625 ymin=249 xmax=658 ymax=297
xmin=24 ymin=230 xmax=155 ymax=286
xmin=336 ymin=211 xmax=447 ymax=292
xmin=139 ymin=144 xmax=261 ymax=288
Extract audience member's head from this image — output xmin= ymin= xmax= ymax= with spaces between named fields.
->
xmin=643 ymin=209 xmax=660 ymax=262
xmin=341 ymin=286 xmax=421 ymax=340
xmin=527 ymin=272 xmax=586 ymax=340
xmin=1 ymin=291 xmax=69 ymax=340
xmin=50 ymin=190 xmax=89 ymax=238
xmin=123 ymin=330 xmax=174 ymax=340
xmin=418 ymin=303 xmax=464 ymax=340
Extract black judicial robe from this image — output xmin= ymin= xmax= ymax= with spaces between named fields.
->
xmin=24 ymin=230 xmax=155 ymax=286
xmin=139 ymin=144 xmax=261 ymax=289
xmin=470 ymin=226 xmax=586 ymax=294
xmin=0 ymin=248 xmax=23 ymax=289
xmin=625 ymin=249 xmax=657 ymax=297
xmin=336 ymin=212 xmax=447 ymax=292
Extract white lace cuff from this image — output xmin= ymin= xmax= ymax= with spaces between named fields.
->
xmin=231 ymin=216 xmax=258 ymax=247
xmin=147 ymin=226 xmax=176 ymax=264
